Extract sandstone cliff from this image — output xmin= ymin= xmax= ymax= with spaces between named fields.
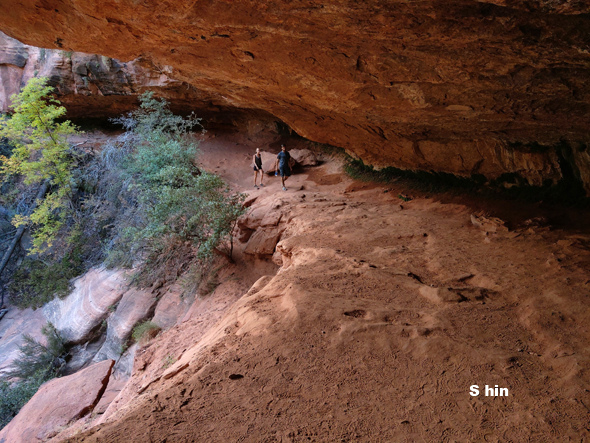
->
xmin=0 ymin=129 xmax=588 ymax=441
xmin=53 ymin=134 xmax=590 ymax=441
xmin=0 ymin=30 xmax=242 ymax=121
xmin=1 ymin=1 xmax=589 ymax=192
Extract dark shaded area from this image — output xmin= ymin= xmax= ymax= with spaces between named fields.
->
xmin=67 ymin=105 xmax=284 ymax=135
xmin=344 ymin=154 xmax=590 ymax=231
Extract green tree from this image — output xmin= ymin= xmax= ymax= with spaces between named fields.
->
xmin=104 ymin=93 xmax=245 ymax=284
xmin=0 ymin=373 xmax=46 ymax=429
xmin=0 ymin=323 xmax=68 ymax=429
xmin=0 ymin=77 xmax=78 ymax=253
xmin=5 ymin=323 xmax=67 ymax=381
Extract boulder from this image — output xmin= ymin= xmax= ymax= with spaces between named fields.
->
xmin=0 ymin=307 xmax=45 ymax=378
xmin=244 ymin=227 xmax=282 ymax=256
xmin=260 ymin=151 xmax=297 ymax=174
xmin=92 ymin=287 xmax=158 ymax=362
xmin=470 ymin=214 xmax=509 ymax=233
xmin=289 ymin=149 xmax=318 ymax=166
xmin=43 ymin=268 xmax=127 ymax=344
xmin=0 ymin=359 xmax=114 ymax=443
xmin=238 ymin=197 xmax=285 ymax=245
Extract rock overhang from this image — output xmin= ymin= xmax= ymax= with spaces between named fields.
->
xmin=0 ymin=0 xmax=589 ymax=193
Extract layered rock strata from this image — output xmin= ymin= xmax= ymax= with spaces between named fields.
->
xmin=0 ymin=31 xmax=273 ymax=124
xmin=1 ymin=1 xmax=589 ymax=191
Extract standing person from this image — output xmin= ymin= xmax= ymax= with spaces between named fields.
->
xmin=253 ymin=148 xmax=264 ymax=188
xmin=275 ymin=144 xmax=291 ymax=191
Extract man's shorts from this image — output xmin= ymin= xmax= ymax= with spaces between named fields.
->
xmin=279 ymin=165 xmax=291 ymax=177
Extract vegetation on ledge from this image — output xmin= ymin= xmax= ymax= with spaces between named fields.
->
xmin=0 ymin=323 xmax=68 ymax=429
xmin=1 ymin=83 xmax=245 ymax=306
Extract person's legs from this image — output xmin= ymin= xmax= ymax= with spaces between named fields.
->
xmin=254 ymin=170 xmax=259 ymax=187
xmin=279 ymin=166 xmax=290 ymax=190
xmin=279 ymin=168 xmax=287 ymax=191
xmin=259 ymin=170 xmax=264 ymax=186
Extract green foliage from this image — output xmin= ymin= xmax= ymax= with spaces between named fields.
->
xmin=178 ymin=261 xmax=223 ymax=299
xmin=8 ymin=226 xmax=86 ymax=309
xmin=0 ymin=137 xmax=14 ymax=158
xmin=131 ymin=321 xmax=161 ymax=344
xmin=0 ymin=372 xmax=46 ymax=429
xmin=104 ymin=93 xmax=246 ymax=285
xmin=6 ymin=323 xmax=67 ymax=381
xmin=0 ymin=323 xmax=67 ymax=429
xmin=0 ymin=77 xmax=79 ymax=253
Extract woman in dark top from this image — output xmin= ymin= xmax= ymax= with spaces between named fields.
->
xmin=253 ymin=148 xmax=264 ymax=188
xmin=274 ymin=144 xmax=291 ymax=191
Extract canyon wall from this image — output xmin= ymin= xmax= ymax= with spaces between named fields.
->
xmin=0 ymin=31 xmax=264 ymax=124
xmin=0 ymin=31 xmax=192 ymax=118
xmin=0 ymin=1 xmax=589 ymax=191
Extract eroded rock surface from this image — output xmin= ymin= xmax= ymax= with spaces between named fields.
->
xmin=0 ymin=307 xmax=45 ymax=377
xmin=1 ymin=2 xmax=589 ymax=191
xmin=151 ymin=285 xmax=193 ymax=330
xmin=0 ymin=30 xmax=240 ymax=121
xmin=43 ymin=268 xmax=127 ymax=344
xmin=63 ymin=175 xmax=590 ymax=442
xmin=92 ymin=288 xmax=158 ymax=362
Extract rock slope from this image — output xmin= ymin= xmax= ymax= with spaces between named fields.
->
xmin=60 ymin=136 xmax=590 ymax=442
xmin=0 ymin=360 xmax=114 ymax=443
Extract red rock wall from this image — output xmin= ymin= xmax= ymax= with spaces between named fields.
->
xmin=0 ymin=31 xmax=244 ymax=121
xmin=0 ymin=1 xmax=589 ymax=191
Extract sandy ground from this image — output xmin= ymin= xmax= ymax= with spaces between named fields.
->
xmin=64 ymin=129 xmax=590 ymax=442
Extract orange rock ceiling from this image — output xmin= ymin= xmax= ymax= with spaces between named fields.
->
xmin=0 ymin=1 xmax=589 ymax=191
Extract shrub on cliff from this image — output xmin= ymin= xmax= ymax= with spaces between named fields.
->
xmin=0 ymin=323 xmax=67 ymax=429
xmin=6 ymin=323 xmax=67 ymax=381
xmin=131 ymin=320 xmax=161 ymax=344
xmin=0 ymin=372 xmax=46 ymax=430
xmin=0 ymin=78 xmax=94 ymax=309
xmin=8 ymin=226 xmax=86 ymax=309
xmin=96 ymin=93 xmax=245 ymax=286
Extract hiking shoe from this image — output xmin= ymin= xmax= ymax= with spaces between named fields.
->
xmin=254 ymin=185 xmax=259 ymax=189
xmin=259 ymin=183 xmax=264 ymax=187
xmin=282 ymin=186 xmax=287 ymax=191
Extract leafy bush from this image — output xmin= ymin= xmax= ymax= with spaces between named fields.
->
xmin=7 ymin=226 xmax=86 ymax=309
xmin=6 ymin=323 xmax=67 ymax=381
xmin=0 ymin=372 xmax=46 ymax=430
xmin=99 ymin=93 xmax=245 ymax=286
xmin=2 ymin=88 xmax=246 ymax=309
xmin=0 ymin=323 xmax=68 ymax=429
